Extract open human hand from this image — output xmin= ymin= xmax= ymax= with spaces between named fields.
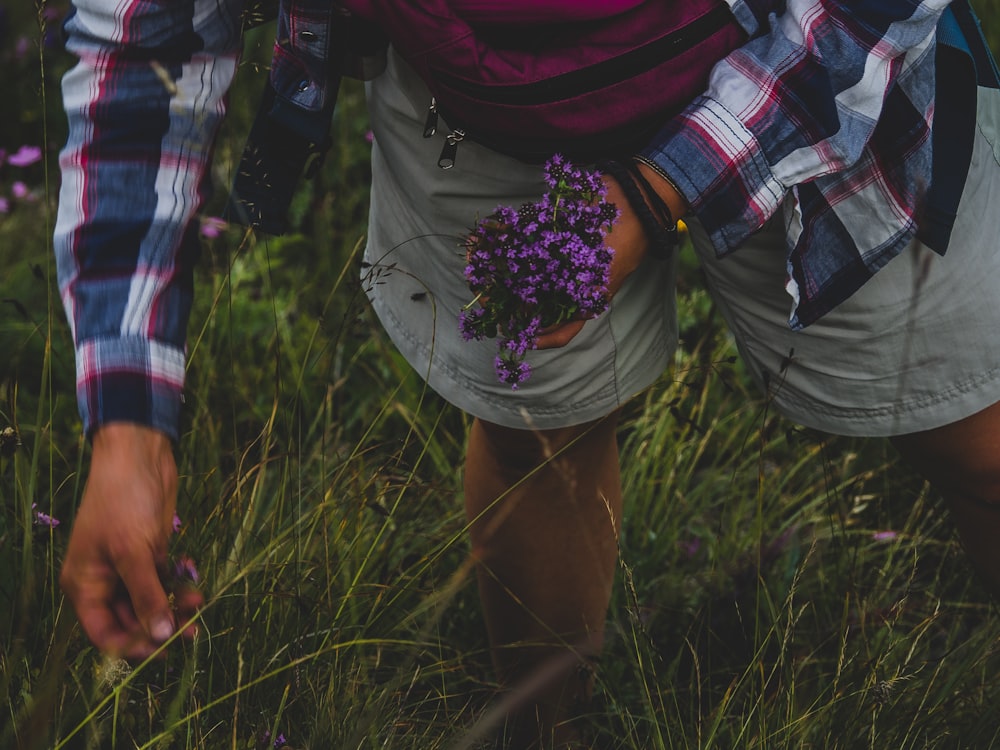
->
xmin=60 ymin=423 xmax=202 ymax=659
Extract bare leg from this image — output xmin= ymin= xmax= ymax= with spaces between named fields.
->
xmin=891 ymin=400 xmax=1000 ymax=597
xmin=464 ymin=412 xmax=622 ymax=748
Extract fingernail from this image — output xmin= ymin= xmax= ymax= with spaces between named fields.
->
xmin=151 ymin=617 xmax=175 ymax=643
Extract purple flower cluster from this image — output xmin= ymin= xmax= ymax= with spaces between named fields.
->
xmin=2 ymin=5 xmax=64 ymax=60
xmin=31 ymin=503 xmax=60 ymax=528
xmin=0 ymin=145 xmax=42 ymax=214
xmin=262 ymin=730 xmax=288 ymax=748
xmin=459 ymin=154 xmax=618 ymax=388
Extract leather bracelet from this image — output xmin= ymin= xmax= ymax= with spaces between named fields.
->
xmin=626 ymin=160 xmax=679 ymax=247
xmin=597 ymin=158 xmax=678 ymax=260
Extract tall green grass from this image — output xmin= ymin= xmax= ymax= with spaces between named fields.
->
xmin=4 ymin=2 xmax=1000 ymax=748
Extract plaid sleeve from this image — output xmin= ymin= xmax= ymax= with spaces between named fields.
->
xmin=54 ymin=0 xmax=244 ymax=440
xmin=639 ymin=0 xmax=949 ymax=256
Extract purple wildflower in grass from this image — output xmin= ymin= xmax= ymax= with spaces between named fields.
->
xmin=11 ymin=181 xmax=29 ymax=199
xmin=0 ymin=197 xmax=9 ymax=214
xmin=460 ymin=155 xmax=619 ymax=388
xmin=32 ymin=503 xmax=60 ymax=528
xmin=872 ymin=530 xmax=898 ymax=542
xmin=40 ymin=7 xmax=64 ymax=50
xmin=262 ymin=730 xmax=288 ymax=748
xmin=172 ymin=513 xmax=182 ymax=533
xmin=14 ymin=37 xmax=31 ymax=62
xmin=200 ymin=215 xmax=227 ymax=238
xmin=7 ymin=145 xmax=42 ymax=167
xmin=174 ymin=555 xmax=200 ymax=583
xmin=678 ymin=538 xmax=701 ymax=559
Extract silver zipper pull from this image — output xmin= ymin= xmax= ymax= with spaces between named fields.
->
xmin=438 ymin=128 xmax=465 ymax=169
xmin=423 ymin=97 xmax=439 ymax=138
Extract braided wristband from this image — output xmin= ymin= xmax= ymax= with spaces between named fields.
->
xmin=626 ymin=160 xmax=679 ymax=251
xmin=597 ymin=159 xmax=678 ymax=260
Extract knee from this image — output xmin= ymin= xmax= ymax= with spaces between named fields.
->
xmin=474 ymin=413 xmax=619 ymax=474
xmin=475 ymin=420 xmax=581 ymax=473
xmin=893 ymin=434 xmax=1000 ymax=507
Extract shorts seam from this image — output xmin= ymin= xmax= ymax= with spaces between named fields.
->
xmin=773 ymin=364 xmax=1000 ymax=423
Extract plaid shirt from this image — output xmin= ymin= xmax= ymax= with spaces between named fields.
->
xmin=641 ymin=0 xmax=963 ymax=330
xmin=55 ymin=0 xmax=971 ymax=439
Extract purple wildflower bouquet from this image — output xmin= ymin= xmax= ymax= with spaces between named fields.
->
xmin=459 ymin=155 xmax=619 ymax=388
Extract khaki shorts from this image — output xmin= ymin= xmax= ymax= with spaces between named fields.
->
xmin=363 ymin=51 xmax=1000 ymax=437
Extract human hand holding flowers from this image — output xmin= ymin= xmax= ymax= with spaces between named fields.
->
xmin=533 ymin=160 xmax=690 ymax=350
xmin=459 ymin=155 xmax=621 ymax=388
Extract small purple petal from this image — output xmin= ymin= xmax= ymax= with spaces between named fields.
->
xmin=14 ymin=37 xmax=31 ymax=61
xmin=8 ymin=145 xmax=42 ymax=167
xmin=678 ymin=538 xmax=701 ymax=558
xmin=872 ymin=531 xmax=898 ymax=542
xmin=200 ymin=216 xmax=227 ymax=238
xmin=174 ymin=555 xmax=200 ymax=582
xmin=31 ymin=503 xmax=61 ymax=528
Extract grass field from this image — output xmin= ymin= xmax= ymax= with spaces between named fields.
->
xmin=3 ymin=2 xmax=1000 ymax=748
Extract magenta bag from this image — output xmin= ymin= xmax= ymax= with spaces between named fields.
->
xmin=363 ymin=0 xmax=747 ymax=163
xmin=344 ymin=0 xmax=648 ymax=25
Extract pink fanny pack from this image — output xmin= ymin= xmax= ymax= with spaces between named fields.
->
xmin=342 ymin=0 xmax=646 ymax=24
xmin=359 ymin=0 xmax=747 ymax=163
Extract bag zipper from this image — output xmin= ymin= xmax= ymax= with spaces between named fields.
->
xmin=423 ymin=97 xmax=439 ymax=137
xmin=423 ymin=97 xmax=467 ymax=168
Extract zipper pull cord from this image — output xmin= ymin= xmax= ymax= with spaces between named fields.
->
xmin=423 ymin=97 xmax=439 ymax=138
xmin=438 ymin=128 xmax=465 ymax=169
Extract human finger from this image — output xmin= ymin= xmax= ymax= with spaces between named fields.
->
xmin=61 ymin=563 xmax=157 ymax=660
xmin=534 ymin=319 xmax=587 ymax=349
xmin=72 ymin=590 xmax=148 ymax=658
xmin=173 ymin=584 xmax=204 ymax=639
xmin=113 ymin=544 xmax=177 ymax=652
xmin=110 ymin=595 xmax=169 ymax=660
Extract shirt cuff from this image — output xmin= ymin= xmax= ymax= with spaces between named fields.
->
xmin=75 ymin=337 xmax=186 ymax=441
xmin=638 ymin=96 xmax=786 ymax=256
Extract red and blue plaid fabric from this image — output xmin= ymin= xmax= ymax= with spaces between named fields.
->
xmin=55 ymin=0 xmax=963 ymax=438
xmin=55 ymin=0 xmax=243 ymax=439
xmin=641 ymin=0 xmax=954 ymax=329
